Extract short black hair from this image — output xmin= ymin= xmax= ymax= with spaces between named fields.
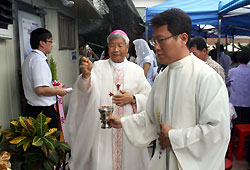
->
xmin=219 ymin=44 xmax=225 ymax=52
xmin=209 ymin=49 xmax=217 ymax=61
xmin=79 ymin=45 xmax=84 ymax=50
xmin=231 ymin=51 xmax=239 ymax=63
xmin=30 ymin=28 xmax=52 ymax=49
xmin=236 ymin=50 xmax=250 ymax=64
xmin=188 ymin=36 xmax=207 ymax=51
xmin=151 ymin=8 xmax=192 ymax=45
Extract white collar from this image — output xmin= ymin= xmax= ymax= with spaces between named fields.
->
xmin=168 ymin=55 xmax=190 ymax=69
xmin=32 ymin=49 xmax=47 ymax=60
xmin=109 ymin=58 xmax=127 ymax=69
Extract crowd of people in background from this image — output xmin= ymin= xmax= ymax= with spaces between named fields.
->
xmin=22 ymin=7 xmax=250 ymax=170
xmin=75 ymin=27 xmax=250 ymax=169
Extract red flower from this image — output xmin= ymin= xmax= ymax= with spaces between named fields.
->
xmin=116 ymin=84 xmax=120 ymax=90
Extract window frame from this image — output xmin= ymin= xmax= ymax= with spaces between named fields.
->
xmin=58 ymin=12 xmax=76 ymax=50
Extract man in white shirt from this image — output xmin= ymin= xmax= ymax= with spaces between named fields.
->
xmin=22 ymin=28 xmax=68 ymax=128
xmin=109 ymin=8 xmax=230 ymax=170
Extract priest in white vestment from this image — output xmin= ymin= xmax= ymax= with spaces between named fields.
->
xmin=64 ymin=30 xmax=151 ymax=170
xmin=108 ymin=9 xmax=230 ymax=170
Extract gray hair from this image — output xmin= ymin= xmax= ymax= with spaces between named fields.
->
xmin=107 ymin=33 xmax=129 ymax=45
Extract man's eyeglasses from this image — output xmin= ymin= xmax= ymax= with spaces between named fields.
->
xmin=46 ymin=40 xmax=53 ymax=43
xmin=108 ymin=44 xmax=125 ymax=49
xmin=151 ymin=34 xmax=178 ymax=47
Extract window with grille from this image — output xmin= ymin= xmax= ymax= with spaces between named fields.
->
xmin=58 ymin=12 xmax=76 ymax=50
xmin=0 ymin=0 xmax=14 ymax=29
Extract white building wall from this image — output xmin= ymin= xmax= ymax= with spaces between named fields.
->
xmin=0 ymin=26 xmax=20 ymax=129
xmin=132 ymin=0 xmax=166 ymax=21
xmin=133 ymin=0 xmax=166 ymax=8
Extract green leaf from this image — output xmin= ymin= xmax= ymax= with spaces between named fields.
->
xmin=30 ymin=117 xmax=37 ymax=135
xmin=10 ymin=120 xmax=19 ymax=126
xmin=19 ymin=116 xmax=28 ymax=131
xmin=46 ymin=117 xmax=52 ymax=124
xmin=2 ymin=129 xmax=15 ymax=140
xmin=59 ymin=141 xmax=71 ymax=151
xmin=9 ymin=136 xmax=27 ymax=145
xmin=2 ymin=129 xmax=13 ymax=134
xmin=0 ymin=127 xmax=3 ymax=149
xmin=21 ymin=128 xmax=30 ymax=136
xmin=16 ymin=137 xmax=31 ymax=148
xmin=9 ymin=120 xmax=21 ymax=134
xmin=43 ymin=136 xmax=55 ymax=150
xmin=9 ymin=120 xmax=22 ymax=134
xmin=50 ymin=57 xmax=58 ymax=81
xmin=23 ymin=148 xmax=43 ymax=160
xmin=50 ymin=136 xmax=57 ymax=141
xmin=48 ymin=149 xmax=59 ymax=165
xmin=25 ymin=118 xmax=35 ymax=135
xmin=26 ymin=161 xmax=39 ymax=170
xmin=35 ymin=112 xmax=47 ymax=137
xmin=29 ymin=116 xmax=36 ymax=124
xmin=0 ymin=133 xmax=3 ymax=144
xmin=32 ymin=136 xmax=44 ymax=147
xmin=42 ymin=144 xmax=49 ymax=158
xmin=23 ymin=139 xmax=32 ymax=151
xmin=44 ymin=128 xmax=57 ymax=137
xmin=23 ymin=151 xmax=42 ymax=170
xmin=51 ymin=131 xmax=61 ymax=139
xmin=43 ymin=158 xmax=54 ymax=170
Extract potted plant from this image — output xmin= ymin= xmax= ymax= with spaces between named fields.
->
xmin=1 ymin=113 xmax=70 ymax=170
xmin=0 ymin=126 xmax=11 ymax=170
xmin=49 ymin=57 xmax=58 ymax=81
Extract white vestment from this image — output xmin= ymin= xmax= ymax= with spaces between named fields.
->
xmin=121 ymin=54 xmax=230 ymax=170
xmin=64 ymin=59 xmax=151 ymax=170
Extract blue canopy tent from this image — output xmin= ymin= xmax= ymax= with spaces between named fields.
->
xmin=146 ymin=0 xmax=219 ymax=25
xmin=144 ymin=0 xmax=220 ymax=40
xmin=144 ymin=0 xmax=250 ymax=56
xmin=221 ymin=13 xmax=250 ymax=36
xmin=219 ymin=1 xmax=250 ymax=36
xmin=219 ymin=0 xmax=250 ymax=15
xmin=145 ymin=0 xmax=250 ymax=37
xmin=219 ymin=0 xmax=250 ymax=52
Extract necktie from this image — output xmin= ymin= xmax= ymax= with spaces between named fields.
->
xmin=46 ymin=59 xmax=49 ymax=65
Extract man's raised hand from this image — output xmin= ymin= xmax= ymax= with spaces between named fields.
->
xmin=80 ymin=57 xmax=93 ymax=79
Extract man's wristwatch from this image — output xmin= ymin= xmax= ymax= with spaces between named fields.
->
xmin=132 ymin=95 xmax=136 ymax=104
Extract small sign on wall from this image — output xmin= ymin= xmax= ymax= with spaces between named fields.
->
xmin=72 ymin=51 xmax=77 ymax=63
